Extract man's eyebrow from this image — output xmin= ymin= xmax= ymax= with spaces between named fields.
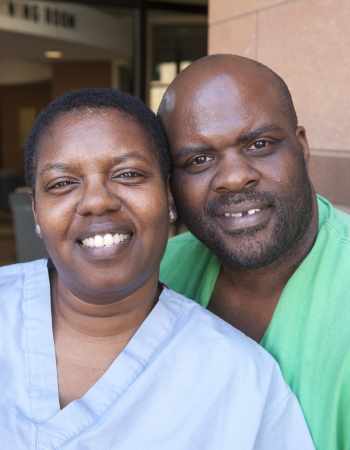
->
xmin=174 ymin=125 xmax=285 ymax=159
xmin=174 ymin=145 xmax=212 ymax=159
xmin=237 ymin=125 xmax=285 ymax=145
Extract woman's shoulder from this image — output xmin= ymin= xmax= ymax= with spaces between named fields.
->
xmin=0 ymin=259 xmax=48 ymax=296
xmin=160 ymin=287 xmax=281 ymax=378
xmin=0 ymin=258 xmax=47 ymax=276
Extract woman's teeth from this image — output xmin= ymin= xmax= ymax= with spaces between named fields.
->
xmin=81 ymin=233 xmax=130 ymax=248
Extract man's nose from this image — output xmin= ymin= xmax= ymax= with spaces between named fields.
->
xmin=212 ymin=153 xmax=260 ymax=193
xmin=76 ymin=177 xmax=122 ymax=216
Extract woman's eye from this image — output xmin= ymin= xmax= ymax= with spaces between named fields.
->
xmin=113 ymin=170 xmax=145 ymax=181
xmin=119 ymin=171 xmax=140 ymax=178
xmin=48 ymin=179 xmax=76 ymax=190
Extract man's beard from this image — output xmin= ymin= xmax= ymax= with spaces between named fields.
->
xmin=177 ymin=164 xmax=314 ymax=270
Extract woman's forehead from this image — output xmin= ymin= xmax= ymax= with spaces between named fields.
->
xmin=37 ymin=108 xmax=156 ymax=160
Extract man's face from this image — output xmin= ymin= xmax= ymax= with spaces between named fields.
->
xmin=161 ymin=72 xmax=314 ymax=269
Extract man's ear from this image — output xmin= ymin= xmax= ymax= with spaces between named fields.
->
xmin=296 ymin=126 xmax=310 ymax=164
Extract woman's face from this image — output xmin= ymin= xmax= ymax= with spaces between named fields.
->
xmin=33 ymin=108 xmax=170 ymax=304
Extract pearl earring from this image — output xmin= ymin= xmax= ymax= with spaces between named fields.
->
xmin=35 ymin=224 xmax=41 ymax=237
xmin=169 ymin=208 xmax=177 ymax=223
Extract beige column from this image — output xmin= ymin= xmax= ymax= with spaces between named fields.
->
xmin=209 ymin=0 xmax=350 ymax=208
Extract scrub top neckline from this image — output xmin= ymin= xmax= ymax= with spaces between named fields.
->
xmin=23 ymin=260 xmax=183 ymax=448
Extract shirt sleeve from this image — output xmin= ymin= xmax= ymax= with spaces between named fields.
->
xmin=254 ymin=365 xmax=315 ymax=450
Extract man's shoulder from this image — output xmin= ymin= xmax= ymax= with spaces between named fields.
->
xmin=160 ymin=232 xmax=218 ymax=303
xmin=162 ymin=231 xmax=213 ymax=266
xmin=318 ymin=195 xmax=350 ymax=245
xmin=164 ymin=231 xmax=206 ymax=251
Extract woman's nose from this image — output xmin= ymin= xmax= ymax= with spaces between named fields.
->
xmin=76 ymin=178 xmax=121 ymax=216
xmin=212 ymin=154 xmax=260 ymax=194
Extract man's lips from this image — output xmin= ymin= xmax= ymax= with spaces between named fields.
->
xmin=223 ymin=207 xmax=262 ymax=219
xmin=209 ymin=200 xmax=272 ymax=217
xmin=212 ymin=203 xmax=273 ymax=233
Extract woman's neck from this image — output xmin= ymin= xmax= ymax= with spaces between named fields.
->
xmin=50 ymin=272 xmax=161 ymax=408
xmin=51 ymin=271 xmax=160 ymax=339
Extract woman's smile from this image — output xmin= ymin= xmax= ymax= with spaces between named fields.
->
xmin=77 ymin=229 xmax=133 ymax=260
xmin=33 ymin=108 xmax=170 ymax=303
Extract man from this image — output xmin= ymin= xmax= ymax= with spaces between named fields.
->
xmin=159 ymin=54 xmax=350 ymax=450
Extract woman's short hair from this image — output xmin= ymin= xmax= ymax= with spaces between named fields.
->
xmin=24 ymin=88 xmax=171 ymax=188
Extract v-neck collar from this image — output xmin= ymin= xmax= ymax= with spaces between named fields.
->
xmin=200 ymin=195 xmax=329 ymax=345
xmin=23 ymin=260 xmax=182 ymax=448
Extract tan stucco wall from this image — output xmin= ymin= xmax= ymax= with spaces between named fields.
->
xmin=208 ymin=0 xmax=350 ymax=207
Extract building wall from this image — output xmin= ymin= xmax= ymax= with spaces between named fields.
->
xmin=0 ymin=81 xmax=51 ymax=173
xmin=52 ymin=61 xmax=112 ymax=98
xmin=208 ymin=0 xmax=350 ymax=207
xmin=0 ymin=61 xmax=111 ymax=176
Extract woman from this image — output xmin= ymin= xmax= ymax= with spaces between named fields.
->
xmin=0 ymin=88 xmax=314 ymax=449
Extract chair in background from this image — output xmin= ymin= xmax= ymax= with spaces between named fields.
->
xmin=9 ymin=189 xmax=47 ymax=262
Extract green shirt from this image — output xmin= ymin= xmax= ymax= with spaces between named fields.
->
xmin=160 ymin=195 xmax=350 ymax=450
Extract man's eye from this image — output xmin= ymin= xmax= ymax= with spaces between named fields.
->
xmin=190 ymin=155 xmax=213 ymax=165
xmin=248 ymin=139 xmax=272 ymax=151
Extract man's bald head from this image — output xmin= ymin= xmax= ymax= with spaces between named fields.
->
xmin=157 ymin=53 xmax=315 ymax=271
xmin=158 ymin=54 xmax=298 ymax=129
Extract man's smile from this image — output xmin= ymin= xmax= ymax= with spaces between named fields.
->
xmin=214 ymin=204 xmax=273 ymax=233
xmin=224 ymin=208 xmax=262 ymax=218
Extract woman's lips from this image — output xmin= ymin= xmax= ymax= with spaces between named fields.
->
xmin=76 ymin=232 xmax=133 ymax=261
xmin=80 ymin=232 xmax=131 ymax=249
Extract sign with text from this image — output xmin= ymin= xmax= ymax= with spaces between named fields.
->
xmin=0 ymin=1 xmax=76 ymax=29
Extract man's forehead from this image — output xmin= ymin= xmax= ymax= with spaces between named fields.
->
xmin=192 ymin=73 xmax=244 ymax=111
xmin=167 ymin=72 xmax=279 ymax=136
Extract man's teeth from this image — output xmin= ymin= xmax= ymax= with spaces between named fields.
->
xmin=224 ymin=208 xmax=261 ymax=218
xmin=247 ymin=208 xmax=261 ymax=216
xmin=82 ymin=233 xmax=129 ymax=248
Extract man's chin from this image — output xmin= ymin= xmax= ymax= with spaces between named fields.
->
xmin=196 ymin=225 xmax=283 ymax=270
xmin=222 ymin=222 xmax=268 ymax=237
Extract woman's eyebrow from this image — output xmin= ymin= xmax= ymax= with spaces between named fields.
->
xmin=39 ymin=162 xmax=70 ymax=176
xmin=39 ymin=152 xmax=154 ymax=176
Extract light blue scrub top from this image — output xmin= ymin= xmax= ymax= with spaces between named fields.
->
xmin=0 ymin=259 xmax=314 ymax=450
